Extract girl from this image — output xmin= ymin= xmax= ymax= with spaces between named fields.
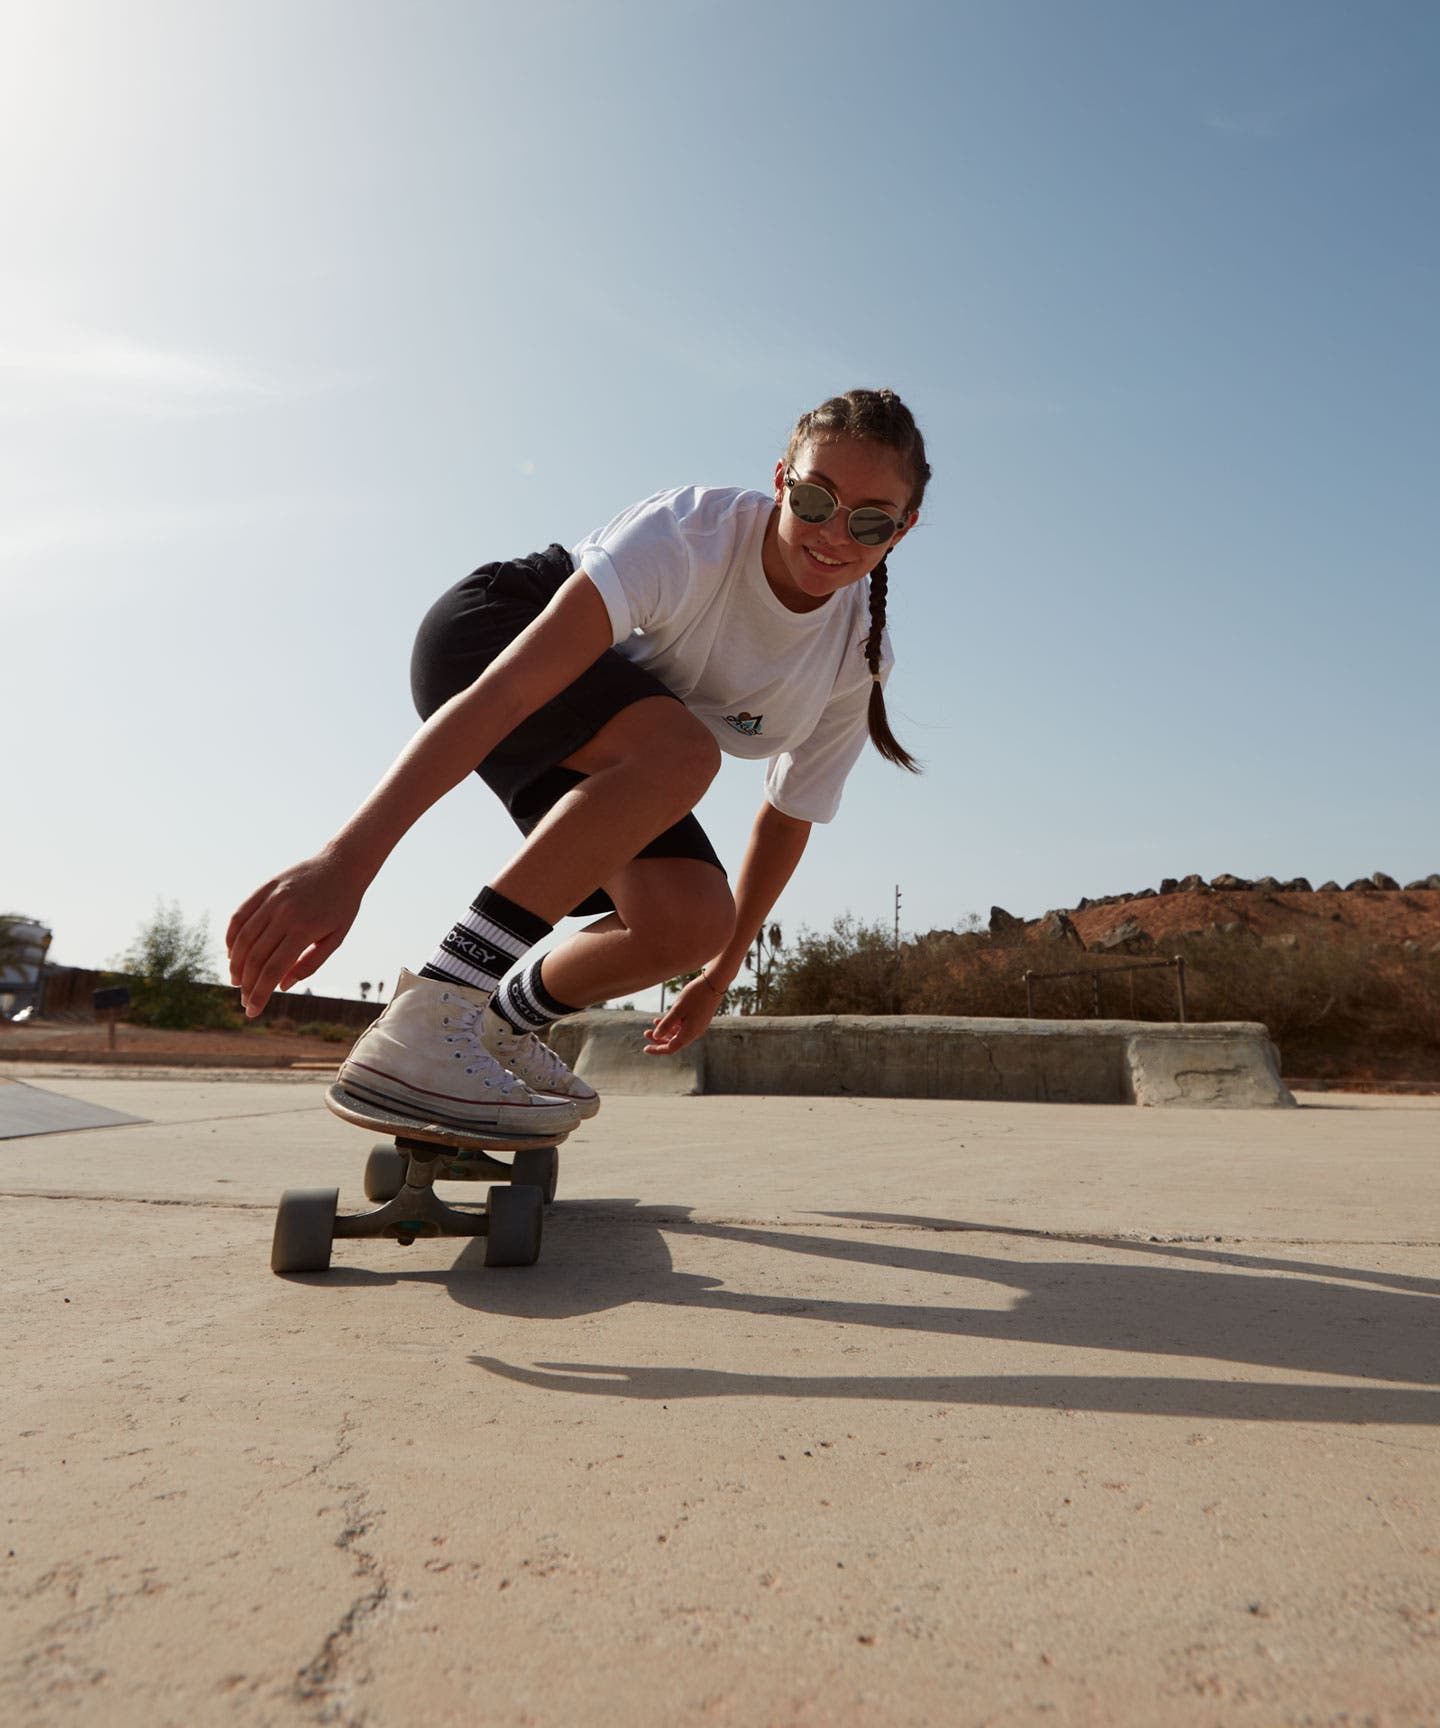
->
xmin=226 ymin=388 xmax=931 ymax=1137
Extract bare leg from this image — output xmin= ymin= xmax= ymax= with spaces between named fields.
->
xmin=538 ymin=855 xmax=736 ymax=1008
xmin=488 ymin=696 xmax=721 ymax=926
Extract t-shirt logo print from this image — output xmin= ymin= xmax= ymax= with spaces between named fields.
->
xmin=725 ymin=710 xmax=763 ymax=737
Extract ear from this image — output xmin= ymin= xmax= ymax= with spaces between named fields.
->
xmin=773 ymin=457 xmax=787 ymax=503
xmin=891 ymin=508 xmax=919 ymax=549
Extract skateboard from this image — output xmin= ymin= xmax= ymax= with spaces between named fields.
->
xmin=269 ymin=1083 xmax=568 ymax=1276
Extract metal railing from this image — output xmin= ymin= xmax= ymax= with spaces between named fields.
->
xmin=1022 ymin=955 xmax=1188 ymax=1022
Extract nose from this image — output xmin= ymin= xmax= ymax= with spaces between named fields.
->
xmin=815 ymin=509 xmax=850 ymax=551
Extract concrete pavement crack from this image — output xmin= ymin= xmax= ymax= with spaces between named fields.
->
xmin=10 ymin=1193 xmax=1436 ymax=1250
xmin=291 ymin=1418 xmax=391 ymax=1728
xmin=0 ymin=1190 xmax=271 ymax=1211
xmin=974 ymin=1037 xmax=1005 ymax=1094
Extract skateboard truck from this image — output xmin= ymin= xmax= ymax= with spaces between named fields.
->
xmin=270 ymin=1085 xmax=565 ymax=1276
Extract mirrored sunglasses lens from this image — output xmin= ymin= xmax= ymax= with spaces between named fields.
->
xmin=789 ymin=482 xmax=836 ymax=525
xmin=848 ymin=510 xmax=897 ymax=546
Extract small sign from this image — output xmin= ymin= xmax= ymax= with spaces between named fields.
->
xmin=93 ymin=985 xmax=132 ymax=1014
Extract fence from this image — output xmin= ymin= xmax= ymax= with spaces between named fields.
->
xmin=34 ymin=966 xmax=382 ymax=1031
xmin=1021 ymin=955 xmax=1189 ymax=1022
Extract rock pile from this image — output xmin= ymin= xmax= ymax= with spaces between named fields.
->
xmin=1073 ymin=872 xmax=1439 ymax=911
xmin=977 ymin=874 xmax=1440 ymax=959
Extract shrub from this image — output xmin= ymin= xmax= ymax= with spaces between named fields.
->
xmin=764 ymin=918 xmax=1440 ymax=1080
xmin=767 ymin=916 xmax=901 ymax=1016
xmin=115 ymin=903 xmax=227 ymax=1030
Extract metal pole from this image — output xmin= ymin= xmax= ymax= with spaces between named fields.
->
xmin=893 ymin=885 xmax=902 ymax=1014
xmin=1024 ymin=971 xmax=1033 ymax=1017
xmin=1175 ymin=956 xmax=1187 ymax=1023
xmin=1092 ymin=973 xmax=1102 ymax=1018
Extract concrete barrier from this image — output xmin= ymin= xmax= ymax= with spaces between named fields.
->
xmin=547 ymin=1012 xmax=1295 ymax=1108
xmin=1122 ymin=1029 xmax=1293 ymax=1108
xmin=547 ymin=1011 xmax=703 ymax=1097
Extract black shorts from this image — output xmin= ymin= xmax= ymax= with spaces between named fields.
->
xmin=410 ymin=543 xmax=725 ymax=918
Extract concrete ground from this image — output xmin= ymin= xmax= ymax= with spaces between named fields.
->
xmin=1 ymin=1066 xmax=1437 ymax=1727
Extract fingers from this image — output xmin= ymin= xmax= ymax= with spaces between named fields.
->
xmin=643 ymin=1022 xmax=672 ymax=1055
xmin=227 ymin=898 xmax=283 ymax=1012
xmin=229 ymin=902 xmax=312 ymax=1017
xmin=643 ymin=1008 xmax=684 ymax=1055
xmin=644 ymin=977 xmax=719 ymax=1056
xmin=279 ymin=930 xmax=345 ymax=993
xmin=248 ymin=912 xmax=342 ymax=1016
xmin=226 ymin=857 xmax=361 ymax=1016
xmin=241 ymin=934 xmax=297 ymax=1018
xmin=225 ymin=879 xmax=276 ymax=964
xmin=227 ymin=898 xmax=270 ymax=987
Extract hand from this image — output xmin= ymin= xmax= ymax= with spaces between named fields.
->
xmin=226 ymin=851 xmax=365 ymax=1018
xmin=644 ymin=972 xmax=726 ymax=1057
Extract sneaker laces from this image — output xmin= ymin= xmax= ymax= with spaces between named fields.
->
xmin=484 ymin=1009 xmax=579 ymax=1093
xmin=439 ymin=996 xmax=533 ymax=1100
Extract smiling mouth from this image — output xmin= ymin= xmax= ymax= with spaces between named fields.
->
xmin=805 ymin=547 xmax=844 ymax=569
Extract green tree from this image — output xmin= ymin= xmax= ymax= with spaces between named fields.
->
xmin=117 ymin=902 xmax=223 ymax=1029
xmin=767 ymin=915 xmax=901 ymax=1015
xmin=746 ymin=921 xmax=784 ymax=1012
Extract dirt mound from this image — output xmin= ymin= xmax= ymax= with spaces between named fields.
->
xmin=1066 ymin=888 xmax=1440 ymax=952
xmin=1048 ymin=888 xmax=1440 ymax=1090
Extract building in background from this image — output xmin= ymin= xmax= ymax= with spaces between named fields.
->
xmin=0 ymin=918 xmax=53 ymax=1018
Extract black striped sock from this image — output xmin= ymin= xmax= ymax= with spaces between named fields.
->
xmin=492 ymin=956 xmax=580 ymax=1034
xmin=420 ymin=887 xmax=552 ymax=994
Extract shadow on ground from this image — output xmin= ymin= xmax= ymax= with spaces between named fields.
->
xmin=290 ymin=1197 xmax=1440 ymax=1423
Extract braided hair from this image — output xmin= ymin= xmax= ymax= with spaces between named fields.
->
xmin=784 ymin=389 xmax=930 ymax=774
xmin=861 ymin=554 xmax=917 ymax=771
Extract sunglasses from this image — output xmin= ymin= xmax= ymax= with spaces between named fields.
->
xmin=784 ymin=470 xmax=906 ymax=548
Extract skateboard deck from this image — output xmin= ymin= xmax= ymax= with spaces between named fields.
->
xmin=324 ymin=1082 xmax=568 ymax=1154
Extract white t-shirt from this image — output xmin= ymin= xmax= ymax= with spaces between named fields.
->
xmin=571 ymin=486 xmax=892 ymax=824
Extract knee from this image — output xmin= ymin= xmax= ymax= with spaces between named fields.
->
xmin=660 ymin=706 xmax=722 ymax=804
xmin=623 ymin=866 xmax=734 ymax=973
xmin=675 ymin=873 xmax=736 ymax=969
xmin=591 ymin=698 xmax=720 ymax=800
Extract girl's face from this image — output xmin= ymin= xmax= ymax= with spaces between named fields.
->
xmin=764 ymin=437 xmax=918 ymax=613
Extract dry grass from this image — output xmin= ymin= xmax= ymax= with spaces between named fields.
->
xmin=766 ymin=917 xmax=1440 ymax=1083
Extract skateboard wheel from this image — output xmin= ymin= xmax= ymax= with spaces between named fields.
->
xmin=271 ymin=1187 xmax=338 ymax=1275
xmin=363 ymin=1145 xmax=408 ymax=1203
xmin=510 ymin=1144 xmax=559 ymax=1204
xmin=484 ymin=1183 xmax=543 ymax=1268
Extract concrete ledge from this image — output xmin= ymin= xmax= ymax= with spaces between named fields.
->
xmin=548 ymin=1012 xmax=1295 ymax=1108
xmin=546 ymin=1013 xmax=703 ymax=1097
xmin=1124 ymin=1029 xmax=1294 ymax=1108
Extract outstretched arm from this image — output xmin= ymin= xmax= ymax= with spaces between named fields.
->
xmin=227 ymin=572 xmax=614 ymax=1017
xmin=645 ymin=799 xmax=811 ymax=1055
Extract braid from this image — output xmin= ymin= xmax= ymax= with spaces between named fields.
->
xmin=863 ymin=557 xmax=921 ymax=774
xmin=863 ymin=556 xmax=888 ymax=677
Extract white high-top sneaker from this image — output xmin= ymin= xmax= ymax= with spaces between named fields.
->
xmin=480 ymin=1001 xmax=601 ymax=1118
xmin=338 ymin=969 xmax=583 ymax=1137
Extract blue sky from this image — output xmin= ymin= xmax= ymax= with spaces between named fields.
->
xmin=4 ymin=0 xmax=1436 ymax=1008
